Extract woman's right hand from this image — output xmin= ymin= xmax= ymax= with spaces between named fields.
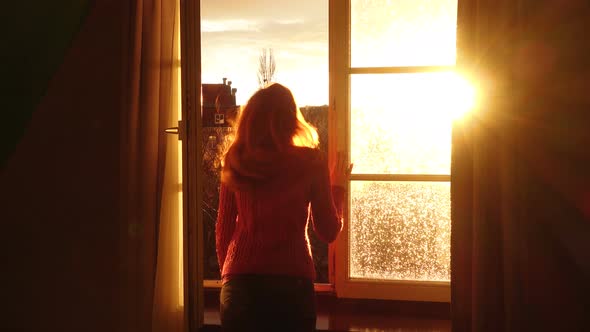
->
xmin=330 ymin=152 xmax=353 ymax=188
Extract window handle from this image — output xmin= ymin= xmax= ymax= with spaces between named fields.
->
xmin=165 ymin=127 xmax=179 ymax=134
xmin=164 ymin=120 xmax=185 ymax=140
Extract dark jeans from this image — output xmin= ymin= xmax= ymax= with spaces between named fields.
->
xmin=220 ymin=274 xmax=317 ymax=332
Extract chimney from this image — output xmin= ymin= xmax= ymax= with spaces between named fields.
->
xmin=222 ymin=77 xmax=227 ymax=85
xmin=231 ymin=88 xmax=237 ymax=96
xmin=228 ymin=80 xmax=232 ymax=87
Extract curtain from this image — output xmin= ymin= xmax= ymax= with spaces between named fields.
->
xmin=120 ymin=0 xmax=184 ymax=331
xmin=452 ymin=0 xmax=590 ymax=331
xmin=151 ymin=2 xmax=184 ymax=331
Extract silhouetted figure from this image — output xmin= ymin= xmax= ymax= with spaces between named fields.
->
xmin=216 ymin=83 xmax=352 ymax=331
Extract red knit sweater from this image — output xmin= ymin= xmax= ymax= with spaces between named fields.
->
xmin=216 ymin=147 xmax=344 ymax=281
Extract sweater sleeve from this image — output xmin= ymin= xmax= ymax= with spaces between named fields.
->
xmin=309 ymin=155 xmax=344 ymax=243
xmin=216 ymin=182 xmax=238 ymax=272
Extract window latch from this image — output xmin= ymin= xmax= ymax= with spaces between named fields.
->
xmin=164 ymin=120 xmax=185 ymax=141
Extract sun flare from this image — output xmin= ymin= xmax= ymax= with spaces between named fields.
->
xmin=440 ymin=72 xmax=477 ymax=120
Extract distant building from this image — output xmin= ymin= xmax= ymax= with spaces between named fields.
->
xmin=202 ymin=78 xmax=240 ymax=127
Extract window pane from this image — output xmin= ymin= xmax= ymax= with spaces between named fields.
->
xmin=351 ymin=73 xmax=455 ymax=175
xmin=351 ymin=0 xmax=457 ymax=67
xmin=349 ymin=181 xmax=450 ymax=282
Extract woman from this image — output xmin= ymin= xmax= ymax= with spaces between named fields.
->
xmin=216 ymin=83 xmax=352 ymax=331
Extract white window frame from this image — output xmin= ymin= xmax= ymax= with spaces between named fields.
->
xmin=329 ymin=0 xmax=452 ymax=302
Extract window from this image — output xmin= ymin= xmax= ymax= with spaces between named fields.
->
xmin=197 ymin=0 xmax=473 ymax=302
xmin=331 ymin=0 xmax=473 ymax=302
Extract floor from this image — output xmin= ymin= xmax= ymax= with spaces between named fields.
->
xmin=203 ymin=288 xmax=451 ymax=331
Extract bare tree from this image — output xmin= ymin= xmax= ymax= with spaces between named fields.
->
xmin=257 ymin=48 xmax=276 ymax=88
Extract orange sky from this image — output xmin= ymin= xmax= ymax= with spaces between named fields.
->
xmin=201 ymin=0 xmax=329 ymax=107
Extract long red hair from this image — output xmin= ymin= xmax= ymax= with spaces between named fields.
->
xmin=221 ymin=83 xmax=319 ymax=190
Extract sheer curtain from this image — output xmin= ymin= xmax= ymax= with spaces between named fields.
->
xmin=121 ymin=0 xmax=184 ymax=331
xmin=151 ymin=2 xmax=184 ymax=331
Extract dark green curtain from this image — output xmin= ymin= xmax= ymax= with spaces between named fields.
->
xmin=1 ymin=1 xmax=92 ymax=167
xmin=452 ymin=0 xmax=590 ymax=330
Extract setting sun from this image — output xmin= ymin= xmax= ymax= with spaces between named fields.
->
xmin=440 ymin=72 xmax=477 ymax=120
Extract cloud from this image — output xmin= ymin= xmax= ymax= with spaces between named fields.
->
xmin=202 ymin=19 xmax=327 ymax=47
xmin=201 ymin=0 xmax=327 ymax=46
xmin=201 ymin=19 xmax=261 ymax=33
xmin=274 ymin=18 xmax=305 ymax=25
xmin=201 ymin=0 xmax=327 ymax=21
